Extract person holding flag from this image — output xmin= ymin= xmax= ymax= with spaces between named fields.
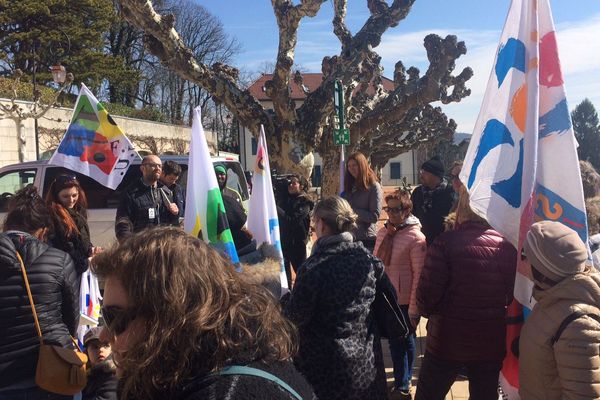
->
xmin=519 ymin=221 xmax=600 ymax=398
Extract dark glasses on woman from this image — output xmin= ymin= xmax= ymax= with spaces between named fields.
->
xmin=383 ymin=206 xmax=404 ymax=214
xmin=55 ymin=175 xmax=77 ymax=185
xmin=100 ymin=305 xmax=137 ymax=336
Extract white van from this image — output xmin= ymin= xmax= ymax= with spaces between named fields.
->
xmin=0 ymin=155 xmax=250 ymax=247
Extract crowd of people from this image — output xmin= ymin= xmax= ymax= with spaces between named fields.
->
xmin=0 ymin=152 xmax=599 ymax=400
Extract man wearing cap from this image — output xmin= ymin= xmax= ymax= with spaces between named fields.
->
xmin=519 ymin=221 xmax=600 ymax=399
xmin=411 ymin=156 xmax=454 ymax=244
xmin=215 ymin=164 xmax=244 ymax=206
xmin=82 ymin=327 xmax=118 ymax=400
xmin=214 ymin=165 xmax=254 ymax=253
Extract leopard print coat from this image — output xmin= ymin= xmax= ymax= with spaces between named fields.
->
xmin=285 ymin=234 xmax=387 ymax=400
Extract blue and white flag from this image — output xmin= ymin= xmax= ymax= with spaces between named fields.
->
xmin=246 ymin=126 xmax=287 ymax=290
xmin=459 ymin=0 xmax=587 ymax=397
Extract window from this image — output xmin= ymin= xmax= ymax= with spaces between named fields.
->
xmin=311 ymin=165 xmax=322 ymax=187
xmin=251 ymin=137 xmax=258 ymax=155
xmin=0 ymin=169 xmax=37 ymax=212
xmin=390 ymin=162 xmax=402 ymax=180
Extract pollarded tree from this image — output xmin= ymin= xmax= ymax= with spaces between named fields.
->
xmin=116 ymin=0 xmax=472 ymax=194
xmin=572 ymin=98 xmax=600 ymax=172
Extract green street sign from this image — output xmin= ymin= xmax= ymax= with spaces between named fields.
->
xmin=333 ymin=128 xmax=350 ymax=145
xmin=333 ymin=80 xmax=350 ymax=145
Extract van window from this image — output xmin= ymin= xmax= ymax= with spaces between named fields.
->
xmin=0 ymin=169 xmax=37 ymax=212
xmin=223 ymin=161 xmax=249 ymax=201
xmin=43 ymin=166 xmax=144 ymax=209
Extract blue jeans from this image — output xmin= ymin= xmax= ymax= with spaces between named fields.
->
xmin=388 ymin=314 xmax=416 ymax=390
xmin=0 ymin=386 xmax=72 ymax=400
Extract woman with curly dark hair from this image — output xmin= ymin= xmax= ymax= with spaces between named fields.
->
xmin=45 ymin=174 xmax=98 ymax=274
xmin=93 ymin=226 xmax=313 ymax=400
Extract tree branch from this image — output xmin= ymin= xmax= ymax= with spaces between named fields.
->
xmin=117 ymin=0 xmax=272 ymax=135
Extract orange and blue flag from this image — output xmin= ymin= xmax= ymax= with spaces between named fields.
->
xmin=460 ymin=0 xmax=587 ymax=397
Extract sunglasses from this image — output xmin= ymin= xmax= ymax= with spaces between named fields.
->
xmin=383 ymin=206 xmax=405 ymax=214
xmin=55 ymin=175 xmax=77 ymax=185
xmin=142 ymin=163 xmax=162 ymax=169
xmin=100 ymin=305 xmax=138 ymax=336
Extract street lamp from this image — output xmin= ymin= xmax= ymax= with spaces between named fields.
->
xmin=50 ymin=63 xmax=67 ymax=84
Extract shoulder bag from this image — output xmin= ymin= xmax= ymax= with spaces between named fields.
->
xmin=16 ymin=251 xmax=88 ymax=395
xmin=373 ymin=270 xmax=410 ymax=339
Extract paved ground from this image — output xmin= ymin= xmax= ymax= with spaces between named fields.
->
xmin=381 ymin=318 xmax=470 ymax=399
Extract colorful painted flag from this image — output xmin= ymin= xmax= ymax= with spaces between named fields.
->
xmin=184 ymin=107 xmax=240 ymax=266
xmin=339 ymin=144 xmax=346 ymax=195
xmin=77 ymin=269 xmax=102 ymax=347
xmin=246 ymin=126 xmax=287 ymax=290
xmin=49 ymin=84 xmax=139 ymax=190
xmin=459 ymin=0 xmax=587 ymax=397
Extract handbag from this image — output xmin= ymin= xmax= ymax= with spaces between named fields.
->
xmin=16 ymin=251 xmax=88 ymax=395
xmin=373 ymin=270 xmax=410 ymax=339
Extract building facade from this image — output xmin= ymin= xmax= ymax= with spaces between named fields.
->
xmin=241 ymin=73 xmax=420 ymax=187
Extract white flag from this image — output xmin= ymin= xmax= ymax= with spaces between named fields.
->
xmin=246 ymin=126 xmax=287 ymax=289
xmin=183 ymin=107 xmax=239 ymax=265
xmin=460 ymin=0 xmax=588 ymax=397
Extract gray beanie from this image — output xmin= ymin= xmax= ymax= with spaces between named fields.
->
xmin=523 ymin=220 xmax=587 ymax=283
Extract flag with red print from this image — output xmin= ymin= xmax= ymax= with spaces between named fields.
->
xmin=246 ymin=126 xmax=287 ymax=291
xmin=459 ymin=0 xmax=587 ymax=397
xmin=49 ymin=84 xmax=139 ymax=189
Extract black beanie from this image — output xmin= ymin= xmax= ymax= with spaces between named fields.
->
xmin=421 ymin=156 xmax=445 ymax=178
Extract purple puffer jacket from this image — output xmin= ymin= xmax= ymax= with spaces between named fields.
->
xmin=417 ymin=221 xmax=517 ymax=362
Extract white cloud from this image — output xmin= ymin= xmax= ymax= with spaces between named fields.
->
xmin=373 ymin=13 xmax=600 ymax=134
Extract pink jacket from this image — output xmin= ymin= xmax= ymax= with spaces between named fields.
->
xmin=374 ymin=219 xmax=426 ymax=317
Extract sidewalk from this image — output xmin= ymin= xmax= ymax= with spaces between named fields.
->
xmin=381 ymin=318 xmax=470 ymax=399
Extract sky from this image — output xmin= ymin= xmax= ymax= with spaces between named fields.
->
xmin=204 ymin=0 xmax=600 ymax=134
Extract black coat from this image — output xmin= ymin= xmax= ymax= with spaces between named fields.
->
xmin=82 ymin=361 xmax=118 ymax=400
xmin=411 ymin=181 xmax=454 ymax=244
xmin=0 ymin=232 xmax=79 ymax=388
xmin=284 ymin=236 xmax=387 ymax=400
xmin=277 ymin=193 xmax=313 ymax=252
xmin=171 ymin=361 xmax=314 ymax=400
xmin=222 ymin=193 xmax=252 ymax=251
xmin=115 ymin=179 xmax=179 ymax=240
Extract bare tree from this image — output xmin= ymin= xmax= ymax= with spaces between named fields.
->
xmin=0 ymin=69 xmax=73 ymax=162
xmin=134 ymin=0 xmax=240 ymax=126
xmin=117 ymin=0 xmax=472 ymax=194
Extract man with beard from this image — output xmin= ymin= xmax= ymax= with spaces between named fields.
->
xmin=115 ymin=155 xmax=179 ymax=241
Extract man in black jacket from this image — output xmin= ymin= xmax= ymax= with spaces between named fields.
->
xmin=411 ymin=156 xmax=454 ymax=244
xmin=115 ymin=155 xmax=179 ymax=241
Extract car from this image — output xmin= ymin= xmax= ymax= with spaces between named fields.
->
xmin=0 ymin=155 xmax=249 ymax=247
